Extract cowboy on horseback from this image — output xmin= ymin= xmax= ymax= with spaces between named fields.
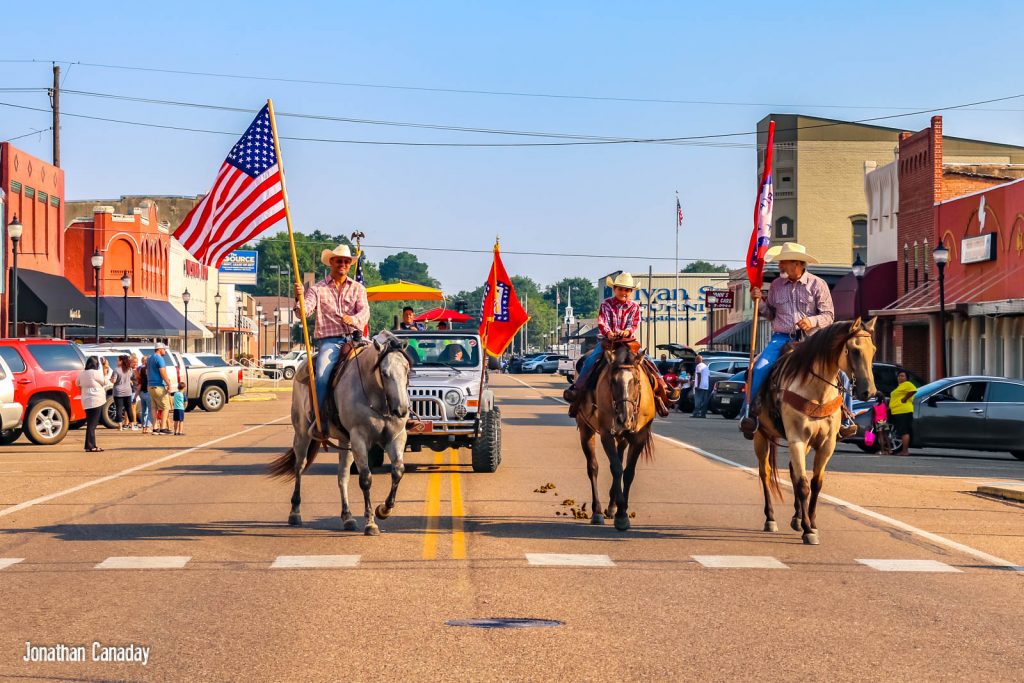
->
xmin=563 ymin=272 xmax=678 ymax=418
xmin=739 ymin=242 xmax=855 ymax=440
xmin=293 ymin=244 xmax=370 ymax=439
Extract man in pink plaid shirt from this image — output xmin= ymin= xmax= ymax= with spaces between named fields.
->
xmin=294 ymin=244 xmax=370 ymax=436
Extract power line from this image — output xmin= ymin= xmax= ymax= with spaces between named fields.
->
xmin=2 ymin=126 xmax=52 ymax=143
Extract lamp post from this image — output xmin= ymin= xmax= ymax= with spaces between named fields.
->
xmin=7 ymin=215 xmax=22 ymax=337
xmin=683 ymin=299 xmax=691 ymax=348
xmin=933 ymin=241 xmax=949 ymax=378
xmin=255 ymin=304 xmax=263 ymax=364
xmin=852 ymin=253 xmax=866 ymax=319
xmin=706 ymin=291 xmax=717 ymax=351
xmin=91 ymin=250 xmax=104 ymax=343
xmin=120 ymin=273 xmax=131 ymax=342
xmin=274 ymin=309 xmax=280 ymax=356
xmin=235 ymin=295 xmax=242 ymax=360
xmin=261 ymin=316 xmax=269 ymax=361
xmin=214 ymin=291 xmax=222 ymax=356
xmin=650 ymin=302 xmax=661 ymax=352
xmin=182 ymin=289 xmax=191 ymax=354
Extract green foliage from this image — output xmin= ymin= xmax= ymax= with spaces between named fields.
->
xmin=542 ymin=276 xmax=599 ymax=318
xmin=681 ymin=260 xmax=729 ymax=273
xmin=379 ymin=251 xmax=440 ymax=287
xmin=246 ymin=230 xmax=353 ymax=296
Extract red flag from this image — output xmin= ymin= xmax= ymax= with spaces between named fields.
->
xmin=746 ymin=120 xmax=776 ymax=289
xmin=479 ymin=242 xmax=529 ymax=357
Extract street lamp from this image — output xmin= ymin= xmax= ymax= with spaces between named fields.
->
xmin=255 ymin=304 xmax=264 ymax=365
xmin=274 ymin=309 xmax=280 ymax=356
xmin=182 ymin=289 xmax=191 ymax=354
xmin=120 ymin=273 xmax=131 ymax=342
xmin=235 ymin=295 xmax=242 ymax=360
xmin=650 ymin=302 xmax=662 ymax=351
xmin=7 ymin=215 xmax=22 ymax=337
xmin=852 ymin=253 xmax=866 ymax=319
xmin=933 ymin=241 xmax=950 ymax=378
xmin=214 ymin=291 xmax=222 ymax=356
xmin=91 ymin=249 xmax=104 ymax=343
xmin=261 ymin=316 xmax=269 ymax=362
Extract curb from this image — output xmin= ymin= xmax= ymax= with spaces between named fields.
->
xmin=977 ymin=484 xmax=1024 ymax=503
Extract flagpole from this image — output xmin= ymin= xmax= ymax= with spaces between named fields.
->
xmin=675 ymin=192 xmax=680 ymax=346
xmin=743 ymin=120 xmax=776 ymax=409
xmin=477 ymin=237 xmax=500 ymax=434
xmin=267 ymin=98 xmax=322 ymax=436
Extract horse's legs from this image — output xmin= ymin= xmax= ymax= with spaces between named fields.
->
xmin=788 ymin=461 xmax=802 ymax=530
xmin=603 ymin=438 xmax=623 ymax=519
xmin=754 ymin=432 xmax=777 ymax=532
xmin=787 ymin=440 xmax=816 ymax=544
xmin=579 ymin=425 xmax=604 ymax=525
xmin=351 ymin=434 xmax=379 ymax=536
xmin=808 ymin=437 xmax=837 ymax=535
xmin=601 ymin=435 xmax=629 ymax=531
xmin=288 ymin=435 xmax=311 ymax=526
xmin=337 ymin=443 xmax=357 ymax=531
xmin=618 ymin=432 xmax=646 ymax=530
xmin=376 ymin=431 xmax=407 ymax=519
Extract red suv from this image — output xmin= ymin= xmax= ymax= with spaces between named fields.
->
xmin=0 ymin=339 xmax=87 ymax=445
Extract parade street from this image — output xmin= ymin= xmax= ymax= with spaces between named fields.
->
xmin=0 ymin=375 xmax=1021 ymax=681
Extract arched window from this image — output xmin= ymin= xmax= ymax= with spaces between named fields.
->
xmin=851 ymin=215 xmax=868 ymax=263
xmin=774 ymin=216 xmax=794 ymax=240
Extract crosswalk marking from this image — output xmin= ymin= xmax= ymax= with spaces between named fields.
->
xmin=0 ymin=558 xmax=25 ymax=571
xmin=271 ymin=555 xmax=360 ymax=569
xmin=526 ymin=553 xmax=615 ymax=567
xmin=856 ymin=559 xmax=961 ymax=573
xmin=692 ymin=555 xmax=789 ymax=569
xmin=95 ymin=556 xmax=191 ymax=570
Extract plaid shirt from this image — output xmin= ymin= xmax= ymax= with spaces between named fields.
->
xmin=296 ymin=276 xmax=370 ymax=340
xmin=758 ymin=270 xmax=834 ymax=336
xmin=598 ymin=297 xmax=641 ymax=338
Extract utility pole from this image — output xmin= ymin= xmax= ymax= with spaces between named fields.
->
xmin=50 ymin=64 xmax=60 ymax=167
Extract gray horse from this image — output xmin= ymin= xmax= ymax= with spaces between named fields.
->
xmin=269 ymin=332 xmax=411 ymax=536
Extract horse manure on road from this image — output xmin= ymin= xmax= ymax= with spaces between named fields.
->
xmin=533 ymin=482 xmax=557 ymax=493
xmin=560 ymin=499 xmax=576 ymax=507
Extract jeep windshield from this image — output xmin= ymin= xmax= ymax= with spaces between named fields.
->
xmin=403 ymin=335 xmax=480 ymax=369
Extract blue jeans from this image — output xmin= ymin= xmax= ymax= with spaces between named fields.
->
xmin=138 ymin=392 xmax=151 ymax=426
xmin=576 ymin=347 xmax=602 ymax=387
xmin=839 ymin=370 xmax=854 ymax=426
xmin=745 ymin=332 xmax=793 ymax=412
xmin=694 ymin=388 xmax=710 ymax=417
xmin=314 ymin=336 xmax=350 ymax=420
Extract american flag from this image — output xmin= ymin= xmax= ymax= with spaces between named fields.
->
xmin=676 ymin=194 xmax=684 ymax=229
xmin=353 ymin=251 xmax=369 ymax=335
xmin=174 ymin=104 xmax=286 ymax=267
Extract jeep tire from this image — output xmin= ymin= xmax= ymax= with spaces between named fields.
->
xmin=25 ymin=399 xmax=69 ymax=446
xmin=471 ymin=408 xmax=501 ymax=473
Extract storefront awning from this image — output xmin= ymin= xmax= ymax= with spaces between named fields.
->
xmin=833 ymin=261 xmax=897 ymax=320
xmin=694 ymin=321 xmax=742 ymax=346
xmin=16 ymin=269 xmax=99 ymax=327
xmin=66 ymin=298 xmax=205 ymax=338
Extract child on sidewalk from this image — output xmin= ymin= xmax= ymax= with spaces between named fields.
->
xmin=172 ymin=382 xmax=187 ymax=436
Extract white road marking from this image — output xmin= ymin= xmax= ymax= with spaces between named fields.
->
xmin=693 ymin=555 xmax=789 ymax=569
xmin=857 ymin=559 xmax=962 ymax=573
xmin=96 ymin=556 xmax=191 ymax=570
xmin=0 ymin=415 xmax=290 ymax=520
xmin=271 ymin=555 xmax=360 ymax=569
xmin=526 ymin=553 xmax=615 ymax=567
xmin=0 ymin=558 xmax=25 ymax=570
xmin=505 ymin=375 xmax=1024 ymax=575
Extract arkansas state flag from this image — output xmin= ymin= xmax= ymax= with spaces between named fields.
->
xmin=746 ymin=120 xmax=776 ymax=289
xmin=480 ymin=242 xmax=529 ymax=357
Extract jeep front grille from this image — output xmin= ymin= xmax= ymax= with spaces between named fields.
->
xmin=409 ymin=389 xmax=446 ymax=420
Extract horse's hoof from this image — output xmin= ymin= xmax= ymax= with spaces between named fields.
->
xmin=590 ymin=513 xmax=605 ymax=525
xmin=604 ymin=507 xmax=615 ymax=518
xmin=802 ymin=532 xmax=819 ymax=545
xmin=342 ymin=518 xmax=358 ymax=532
xmin=614 ymin=516 xmax=630 ymax=532
xmin=763 ymin=520 xmax=778 ymax=532
xmin=791 ymin=518 xmax=802 ymax=532
xmin=287 ymin=513 xmax=302 ymax=526
xmin=364 ymin=524 xmax=381 ymax=537
xmin=375 ymin=504 xmax=391 ymax=519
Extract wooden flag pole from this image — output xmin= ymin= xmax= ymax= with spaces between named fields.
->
xmin=476 ymin=237 xmax=500 ymax=431
xmin=267 ymin=98 xmax=322 ymax=435
xmin=743 ymin=303 xmax=761 ymax=409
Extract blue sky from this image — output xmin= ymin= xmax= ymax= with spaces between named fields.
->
xmin=3 ymin=1 xmax=1023 ymax=291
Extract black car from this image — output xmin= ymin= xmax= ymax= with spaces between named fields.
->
xmin=911 ymin=376 xmax=1024 ymax=460
xmin=708 ymin=370 xmax=747 ymax=419
xmin=686 ymin=358 xmax=750 ymax=414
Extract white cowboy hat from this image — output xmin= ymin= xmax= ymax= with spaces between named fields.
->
xmin=320 ymin=244 xmax=354 ymax=266
xmin=764 ymin=242 xmax=819 ymax=264
xmin=605 ymin=272 xmax=637 ymax=290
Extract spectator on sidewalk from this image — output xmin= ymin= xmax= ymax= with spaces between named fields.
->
xmin=76 ymin=356 xmax=106 ymax=452
xmin=692 ymin=355 xmax=710 ymax=418
xmin=111 ymin=355 xmax=134 ymax=431
xmin=147 ymin=343 xmax=173 ymax=435
xmin=173 ymin=382 xmax=187 ymax=436
xmin=889 ymin=370 xmax=917 ymax=456
xmin=137 ymin=357 xmax=151 ymax=434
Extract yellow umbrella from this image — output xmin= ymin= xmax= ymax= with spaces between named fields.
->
xmin=365 ymin=280 xmax=444 ymax=302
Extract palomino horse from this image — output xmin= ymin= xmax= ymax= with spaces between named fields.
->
xmin=754 ymin=318 xmax=877 ymax=545
xmin=575 ymin=341 xmax=656 ymax=531
xmin=269 ymin=332 xmax=412 ymax=536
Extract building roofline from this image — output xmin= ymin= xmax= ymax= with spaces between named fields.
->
xmin=935 ymin=175 xmax=1024 ymax=205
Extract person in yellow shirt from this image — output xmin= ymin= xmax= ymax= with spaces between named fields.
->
xmin=888 ymin=370 xmax=917 ymax=455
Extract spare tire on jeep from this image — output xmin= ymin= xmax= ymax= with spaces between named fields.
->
xmin=471 ymin=407 xmax=501 ymax=473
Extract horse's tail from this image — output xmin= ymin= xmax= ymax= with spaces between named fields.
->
xmin=267 ymin=440 xmax=322 ymax=480
xmin=767 ymin=439 xmax=784 ymax=501
xmin=640 ymin=425 xmax=655 ymax=463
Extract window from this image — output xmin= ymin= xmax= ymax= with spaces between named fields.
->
xmin=27 ymin=343 xmax=85 ymax=371
xmin=24 ymin=187 xmax=35 ymax=199
xmin=50 ymin=195 xmax=60 ymax=207
xmin=707 ymin=361 xmax=732 ymax=373
xmin=38 ymin=191 xmax=47 ymax=203
xmin=0 ymin=347 xmax=27 ymax=373
xmin=195 ymin=355 xmax=229 ymax=367
xmin=777 ymin=168 xmax=794 ymax=189
xmin=988 ymin=382 xmax=1024 ymax=403
xmin=852 ymin=218 xmax=868 ymax=263
xmin=10 ymin=180 xmax=21 ymax=194
xmin=934 ymin=381 xmax=987 ymax=403
xmin=775 ymin=216 xmax=794 ymax=239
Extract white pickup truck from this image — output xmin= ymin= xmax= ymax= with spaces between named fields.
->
xmin=262 ymin=351 xmax=308 ymax=380
xmin=557 ymin=357 xmax=578 ymax=382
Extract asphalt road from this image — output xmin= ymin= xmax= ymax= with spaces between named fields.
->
xmin=1 ymin=377 xmax=1022 ymax=681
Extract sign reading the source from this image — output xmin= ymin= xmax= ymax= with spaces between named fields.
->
xmin=961 ymin=234 xmax=997 ymax=264
xmin=218 ymin=250 xmax=258 ymax=285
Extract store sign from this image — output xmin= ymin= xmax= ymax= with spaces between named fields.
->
xmin=708 ymin=289 xmax=734 ymax=309
xmin=183 ymin=260 xmax=209 ymax=280
xmin=218 ymin=250 xmax=258 ymax=285
xmin=961 ymin=233 xmax=997 ymax=264
xmin=69 ymin=308 xmax=81 ymax=320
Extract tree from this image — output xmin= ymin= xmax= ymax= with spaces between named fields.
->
xmin=682 ymin=260 xmax=729 ymax=273
xmin=247 ymin=230 xmax=353 ymax=296
xmin=379 ymin=251 xmax=440 ymax=287
xmin=542 ymin=277 xmax=600 ymax=318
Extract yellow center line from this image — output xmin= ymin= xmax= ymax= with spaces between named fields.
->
xmin=421 ymin=451 xmax=445 ymax=560
xmin=449 ymin=449 xmax=466 ymax=560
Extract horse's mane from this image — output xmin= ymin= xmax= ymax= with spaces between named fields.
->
xmin=757 ymin=321 xmax=859 ymax=406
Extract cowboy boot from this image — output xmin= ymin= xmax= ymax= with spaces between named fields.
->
xmin=739 ymin=408 xmax=758 ymax=440
xmin=839 ymin=422 xmax=859 ymax=439
xmin=563 ymin=383 xmax=579 ymax=403
xmin=654 ymin=395 xmax=670 ymax=418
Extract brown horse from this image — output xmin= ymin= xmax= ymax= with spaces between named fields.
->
xmin=575 ymin=342 xmax=656 ymax=531
xmin=755 ymin=318 xmax=877 ymax=545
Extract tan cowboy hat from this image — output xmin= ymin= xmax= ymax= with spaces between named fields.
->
xmin=605 ymin=272 xmax=637 ymax=290
xmin=320 ymin=244 xmax=354 ymax=266
xmin=764 ymin=242 xmax=819 ymax=264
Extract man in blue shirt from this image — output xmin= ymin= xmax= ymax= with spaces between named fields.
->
xmin=147 ymin=343 xmax=173 ymax=435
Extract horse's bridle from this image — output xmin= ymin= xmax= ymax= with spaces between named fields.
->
xmin=356 ymin=343 xmax=411 ymax=418
xmin=610 ymin=361 xmax=643 ymax=430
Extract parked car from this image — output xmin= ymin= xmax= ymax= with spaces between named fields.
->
xmin=685 ymin=357 xmax=750 ymax=414
xmin=181 ymin=353 xmax=245 ymax=411
xmin=0 ymin=354 xmax=25 ymax=443
xmin=557 ymin=356 xmax=579 ymax=382
xmin=0 ymin=338 xmax=87 ymax=445
xmin=522 ymin=354 xmax=569 ymax=374
xmin=709 ymin=370 xmax=747 ymax=419
xmin=262 ymin=350 xmax=308 ymax=380
xmin=508 ymin=353 xmax=545 ymax=374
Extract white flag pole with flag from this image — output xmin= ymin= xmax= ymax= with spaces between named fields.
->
xmin=173 ymin=99 xmax=322 ymax=435
xmin=675 ymin=192 xmax=683 ymax=345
